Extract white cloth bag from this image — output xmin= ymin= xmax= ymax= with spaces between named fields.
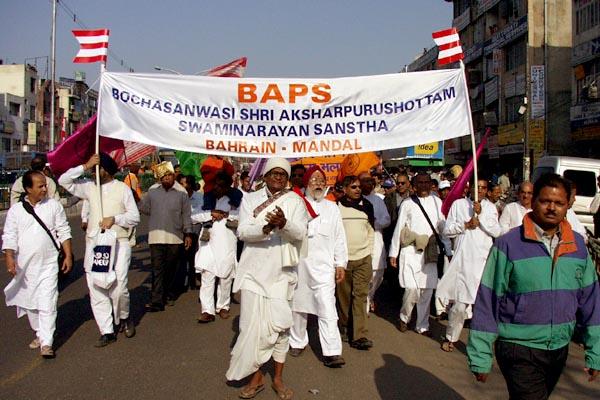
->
xmin=90 ymin=230 xmax=117 ymax=289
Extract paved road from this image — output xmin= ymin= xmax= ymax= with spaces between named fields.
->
xmin=0 ymin=214 xmax=599 ymax=399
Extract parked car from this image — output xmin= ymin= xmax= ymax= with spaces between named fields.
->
xmin=532 ymin=156 xmax=600 ymax=232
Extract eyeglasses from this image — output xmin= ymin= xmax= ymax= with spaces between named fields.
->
xmin=267 ymin=171 xmax=288 ymax=178
xmin=308 ymin=178 xmax=326 ymax=185
xmin=348 ymin=185 xmax=360 ymax=189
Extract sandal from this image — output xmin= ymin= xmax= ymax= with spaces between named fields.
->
xmin=441 ymin=340 xmax=455 ymax=352
xmin=271 ymin=383 xmax=294 ymax=400
xmin=239 ymin=383 xmax=265 ymax=399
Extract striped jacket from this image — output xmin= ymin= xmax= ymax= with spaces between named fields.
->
xmin=467 ymin=213 xmax=600 ymax=373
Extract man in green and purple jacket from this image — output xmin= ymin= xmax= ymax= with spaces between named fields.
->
xmin=467 ymin=173 xmax=599 ymax=399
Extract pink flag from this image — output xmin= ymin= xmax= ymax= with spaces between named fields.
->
xmin=47 ymin=115 xmax=123 ymax=178
xmin=441 ymin=128 xmax=491 ymax=216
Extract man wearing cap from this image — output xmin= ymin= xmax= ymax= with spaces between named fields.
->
xmin=59 ymin=153 xmax=140 ymax=347
xmin=438 ymin=180 xmax=451 ymax=201
xmin=358 ymin=171 xmax=391 ymax=313
xmin=289 ymin=166 xmax=348 ymax=368
xmin=139 ymin=161 xmax=192 ymax=312
xmin=226 ymin=158 xmax=308 ymax=400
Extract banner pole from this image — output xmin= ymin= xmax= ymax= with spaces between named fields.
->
xmin=96 ymin=62 xmax=106 ymax=219
xmin=460 ymin=60 xmax=479 ymax=204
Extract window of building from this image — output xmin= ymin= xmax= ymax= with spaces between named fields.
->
xmin=30 ymin=106 xmax=35 ymax=121
xmin=1 ymin=138 xmax=11 ymax=152
xmin=575 ymin=0 xmax=600 ymax=34
xmin=30 ymin=78 xmax=36 ymax=93
xmin=506 ymin=0 xmax=526 ymax=21
xmin=505 ymin=37 xmax=526 ymax=72
xmin=505 ymin=95 xmax=525 ymax=123
xmin=455 ymin=0 xmax=470 ymax=18
xmin=575 ymin=58 xmax=600 ymax=102
xmin=9 ymin=102 xmax=20 ymax=117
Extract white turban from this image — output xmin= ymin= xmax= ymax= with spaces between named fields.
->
xmin=264 ymin=157 xmax=291 ymax=177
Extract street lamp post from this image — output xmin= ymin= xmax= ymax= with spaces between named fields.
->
xmin=153 ymin=66 xmax=182 ymax=75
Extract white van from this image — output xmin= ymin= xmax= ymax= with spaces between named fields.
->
xmin=532 ymin=156 xmax=600 ymax=232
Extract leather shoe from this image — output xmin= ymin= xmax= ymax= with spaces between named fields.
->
xmin=398 ymin=320 xmax=409 ymax=332
xmin=218 ymin=309 xmax=230 ymax=319
xmin=198 ymin=312 xmax=215 ymax=323
xmin=323 ymin=355 xmax=345 ymax=368
xmin=122 ymin=318 xmax=136 ymax=338
xmin=288 ymin=347 xmax=304 ymax=357
xmin=95 ymin=333 xmax=117 ymax=348
xmin=350 ymin=337 xmax=373 ymax=350
xmin=145 ymin=303 xmax=164 ymax=312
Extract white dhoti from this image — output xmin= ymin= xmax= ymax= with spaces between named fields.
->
xmin=84 ymin=238 xmax=132 ymax=334
xmin=226 ymin=289 xmax=292 ymax=381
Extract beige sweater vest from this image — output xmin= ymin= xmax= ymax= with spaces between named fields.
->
xmin=87 ymin=180 xmax=129 ymax=239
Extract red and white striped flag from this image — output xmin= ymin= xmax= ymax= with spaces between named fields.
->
xmin=432 ymin=28 xmax=463 ymax=65
xmin=72 ymin=29 xmax=109 ymax=63
xmin=205 ymin=57 xmax=247 ymax=77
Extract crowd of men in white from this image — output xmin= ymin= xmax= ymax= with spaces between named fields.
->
xmin=1 ymin=153 xmax=589 ymax=399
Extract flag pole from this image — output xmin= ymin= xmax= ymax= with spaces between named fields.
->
xmin=460 ymin=59 xmax=479 ymax=204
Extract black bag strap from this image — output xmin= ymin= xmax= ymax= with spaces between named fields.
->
xmin=21 ymin=199 xmax=60 ymax=252
xmin=410 ymin=195 xmax=445 ymax=254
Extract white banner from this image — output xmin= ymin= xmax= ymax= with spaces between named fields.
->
xmin=98 ymin=69 xmax=473 ymax=158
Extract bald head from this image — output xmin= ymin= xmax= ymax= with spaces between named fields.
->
xmin=518 ymin=181 xmax=533 ymax=208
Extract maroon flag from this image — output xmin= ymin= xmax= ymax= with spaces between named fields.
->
xmin=441 ymin=128 xmax=491 ymax=216
xmin=47 ymin=115 xmax=123 ymax=177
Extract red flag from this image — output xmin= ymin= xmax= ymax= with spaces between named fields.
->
xmin=72 ymin=29 xmax=109 ymax=64
xmin=206 ymin=57 xmax=247 ymax=77
xmin=47 ymin=115 xmax=123 ymax=178
xmin=441 ymin=128 xmax=491 ymax=216
xmin=432 ymin=27 xmax=464 ymax=65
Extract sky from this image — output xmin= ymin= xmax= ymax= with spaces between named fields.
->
xmin=2 ymin=0 xmax=452 ymax=84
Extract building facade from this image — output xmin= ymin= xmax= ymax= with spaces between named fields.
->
xmin=411 ymin=0 xmax=573 ymax=179
xmin=571 ymin=0 xmax=600 ymax=157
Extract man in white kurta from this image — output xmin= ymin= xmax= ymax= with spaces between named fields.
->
xmin=499 ymin=181 xmax=533 ymax=234
xmin=193 ymin=171 xmax=240 ymax=322
xmin=10 ymin=156 xmax=60 ymax=206
xmin=359 ymin=172 xmax=391 ymax=313
xmin=290 ymin=166 xmax=348 ymax=368
xmin=389 ymin=173 xmax=450 ymax=334
xmin=59 ymin=153 xmax=140 ymax=346
xmin=3 ymin=171 xmax=73 ymax=358
xmin=226 ymin=158 xmax=308 ymax=400
xmin=437 ymin=180 xmax=501 ymax=350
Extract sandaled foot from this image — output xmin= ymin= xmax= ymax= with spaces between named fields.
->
xmin=271 ymin=383 xmax=293 ymax=400
xmin=239 ymin=383 xmax=264 ymax=399
xmin=441 ymin=340 xmax=455 ymax=352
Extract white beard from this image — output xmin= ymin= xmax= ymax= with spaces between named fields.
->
xmin=308 ymin=189 xmax=325 ymax=202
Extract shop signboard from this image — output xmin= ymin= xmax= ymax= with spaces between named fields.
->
xmin=485 ymin=77 xmax=498 ymax=105
xmin=531 ymin=65 xmax=545 ymax=120
xmin=498 ymin=122 xmax=524 ymax=145
xmin=572 ymin=37 xmax=600 ymax=66
xmin=406 ymin=141 xmax=444 ymax=160
xmin=484 ymin=16 xmax=528 ymax=55
xmin=571 ymin=102 xmax=600 ymax=128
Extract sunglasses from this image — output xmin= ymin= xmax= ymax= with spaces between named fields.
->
xmin=348 ymin=185 xmax=360 ymax=189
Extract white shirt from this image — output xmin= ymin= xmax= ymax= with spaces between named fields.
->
xmin=437 ymin=198 xmax=501 ymax=304
xmin=2 ymin=198 xmax=71 ymax=311
xmin=365 ymin=192 xmax=391 ymax=270
xmin=566 ymin=208 xmax=587 ymax=239
xmin=58 ymin=165 xmax=140 ymax=238
xmin=234 ymin=188 xmax=308 ymax=299
xmin=499 ymin=201 xmax=531 ymax=235
xmin=389 ymin=195 xmax=450 ymax=289
xmin=292 ymin=196 xmax=347 ymax=317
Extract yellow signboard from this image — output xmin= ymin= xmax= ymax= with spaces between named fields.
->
xmin=498 ymin=122 xmax=524 ymax=145
xmin=413 ymin=142 xmax=439 ymax=155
